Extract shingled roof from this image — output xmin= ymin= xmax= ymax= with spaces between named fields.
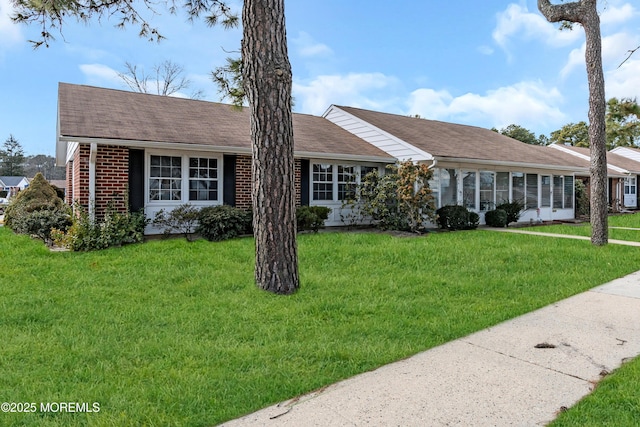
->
xmin=333 ymin=105 xmax=590 ymax=170
xmin=57 ymin=83 xmax=393 ymax=161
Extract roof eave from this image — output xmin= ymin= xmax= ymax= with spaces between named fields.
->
xmin=434 ymin=156 xmax=588 ymax=173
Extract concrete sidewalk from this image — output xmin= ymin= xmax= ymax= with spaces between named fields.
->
xmin=221 ymin=271 xmax=640 ymax=427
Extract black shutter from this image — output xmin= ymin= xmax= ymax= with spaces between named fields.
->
xmin=223 ymin=155 xmax=237 ymax=206
xmin=128 ymin=149 xmax=145 ymax=213
xmin=301 ymin=159 xmax=310 ymax=206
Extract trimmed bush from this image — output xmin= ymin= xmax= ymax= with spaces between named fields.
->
xmin=9 ymin=207 xmax=72 ymax=244
xmin=485 ymin=209 xmax=508 ymax=227
xmin=496 ymin=200 xmax=524 ymax=225
xmin=152 ymin=204 xmax=200 ymax=240
xmin=197 ymin=205 xmax=252 ymax=241
xmin=436 ymin=205 xmax=478 ymax=231
xmin=296 ymin=206 xmax=331 ymax=232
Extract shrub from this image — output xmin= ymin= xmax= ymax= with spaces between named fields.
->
xmin=495 ymin=200 xmax=524 ymax=226
xmin=60 ymin=204 xmax=148 ymax=251
xmin=436 ymin=205 xmax=478 ymax=230
xmin=4 ymin=173 xmax=72 ymax=244
xmin=485 ymin=209 xmax=508 ymax=227
xmin=152 ymin=204 xmax=200 ymax=240
xmin=575 ymin=179 xmax=589 ymax=217
xmin=297 ymin=206 xmax=331 ymax=232
xmin=197 ymin=205 xmax=252 ymax=241
xmin=358 ymin=161 xmax=436 ymax=232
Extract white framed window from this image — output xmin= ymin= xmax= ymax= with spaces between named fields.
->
xmin=479 ymin=171 xmax=495 ymax=211
xmin=541 ymin=175 xmax=551 ymax=208
xmin=462 ymin=171 xmax=476 ymax=210
xmin=311 ymin=163 xmax=381 ymax=202
xmin=148 ymin=152 xmax=222 ymax=204
xmin=526 ymin=173 xmax=538 ymax=209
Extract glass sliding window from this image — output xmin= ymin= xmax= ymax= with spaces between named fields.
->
xmin=313 ymin=164 xmax=333 ymax=201
xmin=429 ymin=169 xmax=441 ymax=208
xmin=149 ymin=155 xmax=182 ymax=201
xmin=337 ymin=165 xmax=356 ymax=201
xmin=541 ymin=175 xmax=551 ymax=207
xmin=512 ymin=173 xmax=525 ymax=205
xmin=360 ymin=166 xmax=378 ymax=179
xmin=462 ymin=171 xmax=476 ymax=210
xmin=526 ymin=174 xmax=538 ymax=209
xmin=440 ymin=169 xmax=458 ymax=206
xmin=496 ymin=172 xmax=509 ymax=204
xmin=479 ymin=171 xmax=495 ymax=211
xmin=564 ymin=176 xmax=574 ymax=209
xmin=553 ymin=176 xmax=563 ymax=208
xmin=189 ymin=157 xmax=218 ymax=201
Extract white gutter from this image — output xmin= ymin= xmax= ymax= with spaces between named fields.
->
xmin=437 ymin=156 xmax=587 ymax=173
xmin=89 ymin=143 xmax=97 ymax=220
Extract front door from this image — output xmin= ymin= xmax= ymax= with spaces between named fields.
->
xmin=624 ymin=176 xmax=637 ymax=208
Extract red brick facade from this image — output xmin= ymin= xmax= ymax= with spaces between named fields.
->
xmin=68 ymin=145 xmax=304 ymax=218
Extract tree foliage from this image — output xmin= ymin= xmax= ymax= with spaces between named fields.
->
xmin=549 ymin=121 xmax=590 ymax=147
xmin=606 ymin=97 xmax=640 ymax=149
xmin=495 ymin=124 xmax=547 ymax=145
xmin=1 ymin=134 xmax=26 ymax=176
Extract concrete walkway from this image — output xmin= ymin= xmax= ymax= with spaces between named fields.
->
xmin=221 ymin=272 xmax=640 ymax=427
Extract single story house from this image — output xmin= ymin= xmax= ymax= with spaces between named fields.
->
xmin=324 ymin=106 xmax=591 ymax=224
xmin=56 ymin=83 xmax=395 ymax=230
xmin=550 ymin=144 xmax=640 ymax=210
xmin=0 ymin=176 xmax=30 ymax=198
xmin=58 ymin=83 xmax=608 ymax=231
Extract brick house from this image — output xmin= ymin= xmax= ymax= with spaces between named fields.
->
xmin=56 ymin=83 xmax=394 ymax=231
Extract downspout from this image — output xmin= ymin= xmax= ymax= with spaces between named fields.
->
xmin=89 ymin=143 xmax=97 ymax=220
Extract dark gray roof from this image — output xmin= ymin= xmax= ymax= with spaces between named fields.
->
xmin=0 ymin=176 xmax=28 ymax=187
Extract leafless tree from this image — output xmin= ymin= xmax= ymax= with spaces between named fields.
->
xmin=118 ymin=60 xmax=205 ymax=99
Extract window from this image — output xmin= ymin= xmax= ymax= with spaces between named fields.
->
xmin=553 ymin=176 xmax=563 ymax=209
xmin=189 ymin=157 xmax=218 ymax=201
xmin=150 ymin=155 xmax=182 ymax=201
xmin=479 ymin=171 xmax=495 ymax=211
xmin=564 ymin=176 xmax=574 ymax=209
xmin=496 ymin=172 xmax=509 ymax=205
xmin=440 ymin=169 xmax=458 ymax=206
xmin=313 ymin=164 xmax=333 ymax=201
xmin=541 ymin=175 xmax=551 ymax=208
xmin=360 ymin=166 xmax=378 ymax=179
xmin=512 ymin=173 xmax=525 ymax=205
xmin=526 ymin=174 xmax=538 ymax=209
xmin=338 ymin=165 xmax=356 ymax=201
xmin=463 ymin=171 xmax=476 ymax=210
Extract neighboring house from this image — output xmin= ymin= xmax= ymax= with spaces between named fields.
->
xmin=324 ymin=106 xmax=591 ymax=223
xmin=0 ymin=176 xmax=30 ymax=198
xmin=551 ymin=144 xmax=640 ymax=210
xmin=56 ymin=83 xmax=395 ymax=231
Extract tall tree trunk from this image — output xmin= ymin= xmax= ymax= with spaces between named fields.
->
xmin=242 ymin=0 xmax=300 ymax=293
xmin=538 ymin=0 xmax=608 ymax=245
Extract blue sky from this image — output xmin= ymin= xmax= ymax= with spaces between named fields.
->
xmin=1 ymin=0 xmax=639 ymax=156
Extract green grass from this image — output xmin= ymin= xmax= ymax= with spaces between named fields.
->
xmin=0 ymin=225 xmax=639 ymax=426
xmin=521 ymin=212 xmax=640 ymax=242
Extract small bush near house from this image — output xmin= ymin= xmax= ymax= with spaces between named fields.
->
xmin=485 ymin=209 xmax=508 ymax=227
xmin=436 ymin=205 xmax=479 ymax=231
xmin=575 ymin=179 xmax=589 ymax=217
xmin=4 ymin=173 xmax=72 ymax=244
xmin=297 ymin=206 xmax=332 ymax=232
xmin=152 ymin=204 xmax=201 ymax=241
xmin=197 ymin=205 xmax=252 ymax=241
xmin=54 ymin=203 xmax=148 ymax=251
xmin=496 ymin=200 xmax=524 ymax=225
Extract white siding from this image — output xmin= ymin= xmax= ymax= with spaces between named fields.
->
xmin=324 ymin=106 xmax=432 ymax=162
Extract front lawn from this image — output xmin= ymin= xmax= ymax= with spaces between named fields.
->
xmin=0 ymin=226 xmax=638 ymax=426
xmin=522 ymin=212 xmax=640 ymax=242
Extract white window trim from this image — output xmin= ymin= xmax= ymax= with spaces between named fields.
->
xmin=310 ymin=161 xmax=382 ymax=204
xmin=145 ymin=150 xmax=224 ymax=207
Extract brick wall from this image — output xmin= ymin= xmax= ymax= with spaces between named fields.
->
xmin=95 ymin=145 xmax=129 ymax=216
xmin=234 ymin=155 xmax=302 ymax=210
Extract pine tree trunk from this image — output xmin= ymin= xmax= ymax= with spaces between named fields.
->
xmin=242 ymin=0 xmax=300 ymax=293
xmin=538 ymin=0 xmax=607 ymax=245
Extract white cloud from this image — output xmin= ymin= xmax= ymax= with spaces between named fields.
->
xmin=293 ymin=72 xmax=402 ymax=115
xmin=477 ymin=45 xmax=494 ymax=55
xmin=601 ymin=2 xmax=637 ymax=26
xmin=79 ymin=63 xmax=121 ymax=86
xmin=606 ymin=58 xmax=640 ymax=100
xmin=292 ymin=32 xmax=333 ymax=58
xmin=560 ymin=32 xmax=640 ymax=78
xmin=493 ymin=3 xmax=581 ymax=51
xmin=0 ymin=0 xmax=22 ymax=48
xmin=407 ymin=81 xmax=566 ymax=132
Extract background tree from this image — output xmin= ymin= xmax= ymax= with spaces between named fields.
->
xmin=494 ymin=124 xmax=547 ymax=145
xmin=13 ymin=0 xmax=299 ymax=293
xmin=538 ymin=0 xmax=608 ymax=246
xmin=606 ymin=97 xmax=640 ymax=149
xmin=118 ymin=60 xmax=205 ymax=99
xmin=24 ymin=154 xmax=66 ymax=180
xmin=549 ymin=121 xmax=590 ymax=147
xmin=1 ymin=134 xmax=26 ymax=176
